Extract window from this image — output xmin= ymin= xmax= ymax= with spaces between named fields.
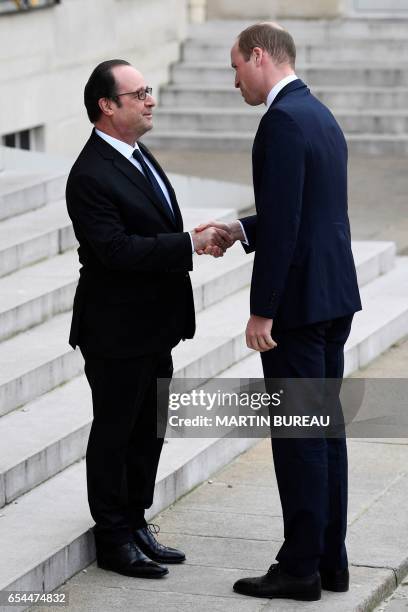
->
xmin=0 ymin=0 xmax=60 ymax=15
xmin=354 ymin=0 xmax=408 ymax=9
xmin=2 ymin=126 xmax=45 ymax=151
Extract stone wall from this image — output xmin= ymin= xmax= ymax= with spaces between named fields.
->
xmin=206 ymin=0 xmax=345 ymax=20
xmin=0 ymin=0 xmax=188 ymax=156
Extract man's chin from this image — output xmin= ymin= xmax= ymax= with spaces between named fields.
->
xmin=245 ymin=99 xmax=262 ymax=107
xmin=242 ymin=94 xmax=262 ymax=107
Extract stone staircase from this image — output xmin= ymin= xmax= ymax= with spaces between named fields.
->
xmin=144 ymin=17 xmax=408 ymax=155
xmin=1 ymin=149 xmax=408 ymax=610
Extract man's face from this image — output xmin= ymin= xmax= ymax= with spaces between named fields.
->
xmin=110 ymin=65 xmax=156 ymax=140
xmin=231 ymin=42 xmax=264 ymax=106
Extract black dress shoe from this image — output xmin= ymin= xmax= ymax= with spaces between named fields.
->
xmin=96 ymin=541 xmax=168 ymax=578
xmin=133 ymin=524 xmax=185 ymax=564
xmin=233 ymin=563 xmax=321 ymax=601
xmin=320 ymin=567 xmax=349 ymax=592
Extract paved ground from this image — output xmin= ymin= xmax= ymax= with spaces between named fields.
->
xmin=31 ymin=335 xmax=408 ymax=612
xmin=152 ymin=150 xmax=408 ymax=254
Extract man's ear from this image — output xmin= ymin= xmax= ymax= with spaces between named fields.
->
xmin=98 ymin=97 xmax=114 ymax=117
xmin=252 ymin=47 xmax=263 ymax=66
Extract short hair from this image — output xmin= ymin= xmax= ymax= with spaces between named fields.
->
xmin=238 ymin=23 xmax=296 ymax=68
xmin=84 ymin=59 xmax=131 ymax=123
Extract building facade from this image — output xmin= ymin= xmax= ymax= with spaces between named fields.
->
xmin=0 ymin=0 xmax=190 ymax=156
xmin=1 ymin=0 xmax=407 ymax=157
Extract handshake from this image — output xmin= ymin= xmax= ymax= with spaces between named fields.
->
xmin=191 ymin=220 xmax=245 ymax=258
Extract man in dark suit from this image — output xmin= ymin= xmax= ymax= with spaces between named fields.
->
xmin=196 ymin=23 xmax=362 ymax=600
xmin=66 ymin=59 xmax=231 ymax=579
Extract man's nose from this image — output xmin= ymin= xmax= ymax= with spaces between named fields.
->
xmin=145 ymin=95 xmax=156 ymax=108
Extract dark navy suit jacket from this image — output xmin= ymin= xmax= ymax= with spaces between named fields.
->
xmin=240 ymin=79 xmax=362 ymax=329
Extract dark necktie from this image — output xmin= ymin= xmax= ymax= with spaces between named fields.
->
xmin=132 ymin=149 xmax=175 ymax=221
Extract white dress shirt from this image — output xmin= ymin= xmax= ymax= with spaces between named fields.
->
xmin=95 ymin=128 xmax=195 ymax=253
xmin=266 ymin=74 xmax=299 ymax=109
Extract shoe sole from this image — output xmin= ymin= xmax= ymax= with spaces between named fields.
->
xmin=322 ymin=584 xmax=349 ymax=592
xmin=97 ymin=563 xmax=169 ymax=579
xmin=233 ymin=586 xmax=321 ymax=601
xmin=151 ymin=557 xmax=185 ymax=564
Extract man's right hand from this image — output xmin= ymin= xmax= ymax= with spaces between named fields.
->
xmin=193 ymin=220 xmax=245 ymax=257
xmin=191 ymin=226 xmax=233 ymax=257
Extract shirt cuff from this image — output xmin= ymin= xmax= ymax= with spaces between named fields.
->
xmin=238 ymin=220 xmax=249 ymax=246
xmin=188 ymin=231 xmax=195 ymax=254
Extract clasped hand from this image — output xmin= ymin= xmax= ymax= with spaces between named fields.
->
xmin=192 ymin=220 xmax=243 ymax=258
xmin=192 ymin=220 xmax=277 ymax=352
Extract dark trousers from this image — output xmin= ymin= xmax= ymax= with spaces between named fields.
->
xmin=82 ymin=350 xmax=173 ymax=549
xmin=261 ymin=315 xmax=353 ymax=577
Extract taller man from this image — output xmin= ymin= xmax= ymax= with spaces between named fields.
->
xmin=66 ymin=60 xmax=231 ymax=579
xmin=197 ymin=23 xmax=362 ymax=600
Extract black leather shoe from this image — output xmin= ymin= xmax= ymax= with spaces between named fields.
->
xmin=233 ymin=564 xmax=321 ymax=600
xmin=96 ymin=541 xmax=168 ymax=578
xmin=320 ymin=567 xmax=349 ymax=592
xmin=133 ymin=524 xmax=186 ymax=564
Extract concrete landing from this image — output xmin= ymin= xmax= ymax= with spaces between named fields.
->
xmin=28 ymin=437 xmax=407 ymax=612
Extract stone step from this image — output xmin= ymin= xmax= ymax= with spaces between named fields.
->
xmin=1 ymin=249 xmax=404 ymax=421
xmin=182 ymin=38 xmax=408 ymax=64
xmin=0 ymin=239 xmax=394 ymax=345
xmin=0 ymin=250 xmax=404 ymax=508
xmin=0 ymin=241 xmax=252 ymax=343
xmin=0 ymin=185 xmax=251 ymax=278
xmin=2 ymin=297 xmax=408 ymax=607
xmin=345 ymin=257 xmax=408 ymax=375
xmin=0 ymin=357 xmax=262 ymax=511
xmin=346 ymin=133 xmax=408 ymax=155
xmin=188 ymin=18 xmax=408 ymax=41
xmin=0 ymin=201 xmax=235 ymax=281
xmin=0 ymin=206 xmax=240 ymax=339
xmin=0 ymin=250 xmax=78 ymax=343
xmin=0 ymin=279 xmax=253 ymax=419
xmin=144 ymin=130 xmax=408 ymax=155
xmin=159 ymin=85 xmax=408 ymax=111
xmin=171 ymin=63 xmax=408 ymax=87
xmin=0 ymin=200 xmax=75 ymax=278
xmin=154 ymin=107 xmax=408 ymax=135
xmin=0 ymin=407 xmax=258 ymax=602
xmin=0 ymin=170 xmax=66 ymax=222
xmin=0 ymin=348 xmax=260 ymax=509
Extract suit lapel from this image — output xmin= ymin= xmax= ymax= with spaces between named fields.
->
xmin=90 ymin=130 xmax=178 ymax=229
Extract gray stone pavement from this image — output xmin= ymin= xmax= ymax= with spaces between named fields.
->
xmin=375 ymin=578 xmax=408 ymax=612
xmin=151 ymin=150 xmax=408 ymax=254
xmin=30 ymin=336 xmax=408 ymax=612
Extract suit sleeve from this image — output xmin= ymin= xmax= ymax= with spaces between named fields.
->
xmin=238 ymin=215 xmax=257 ymax=253
xmin=247 ymin=110 xmax=306 ymax=318
xmin=66 ymin=173 xmax=193 ymax=273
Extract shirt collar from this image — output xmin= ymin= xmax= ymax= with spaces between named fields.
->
xmin=266 ymin=74 xmax=299 ymax=110
xmin=94 ymin=128 xmax=140 ymax=159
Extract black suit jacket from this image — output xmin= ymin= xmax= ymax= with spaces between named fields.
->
xmin=240 ymin=79 xmax=362 ymax=329
xmin=66 ymin=130 xmax=195 ymax=358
